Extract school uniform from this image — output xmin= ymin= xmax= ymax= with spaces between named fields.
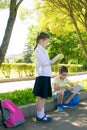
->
xmin=33 ymin=44 xmax=52 ymax=98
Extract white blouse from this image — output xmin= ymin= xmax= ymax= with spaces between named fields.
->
xmin=34 ymin=44 xmax=52 ymax=77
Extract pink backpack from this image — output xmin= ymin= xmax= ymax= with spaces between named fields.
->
xmin=0 ymin=99 xmax=25 ymax=128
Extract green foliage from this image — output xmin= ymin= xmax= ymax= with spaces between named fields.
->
xmin=14 ymin=45 xmax=33 ymax=63
xmin=27 ymin=24 xmax=87 ymax=64
xmin=47 ymin=31 xmax=87 ymax=64
xmin=12 ymin=63 xmax=25 ymax=77
xmin=0 ymin=0 xmax=9 ymax=9
xmin=52 ymin=64 xmax=83 ymax=74
xmin=12 ymin=63 xmax=35 ymax=77
xmin=0 ymin=63 xmax=11 ymax=78
xmin=0 ymin=63 xmax=86 ymax=78
xmin=18 ymin=6 xmax=30 ymax=21
xmin=14 ymin=56 xmax=24 ymax=63
xmin=23 ymin=43 xmax=33 ymax=63
xmin=82 ymin=80 xmax=87 ymax=91
xmin=34 ymin=0 xmax=75 ymax=35
xmin=67 ymin=64 xmax=83 ymax=72
xmin=74 ymin=79 xmax=87 ymax=91
xmin=0 ymin=80 xmax=87 ymax=106
xmin=82 ymin=64 xmax=87 ymax=71
xmin=0 ymin=88 xmax=36 ymax=106
xmin=34 ymin=0 xmax=87 ymax=58
xmin=68 ymin=59 xmax=78 ymax=64
xmin=35 ymin=0 xmax=86 ymax=34
xmin=3 ymin=58 xmax=9 ymax=63
xmin=27 ymin=25 xmax=41 ymax=48
xmin=0 ymin=63 xmax=35 ymax=78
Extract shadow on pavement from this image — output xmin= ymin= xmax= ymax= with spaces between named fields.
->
xmin=0 ymin=100 xmax=87 ymax=130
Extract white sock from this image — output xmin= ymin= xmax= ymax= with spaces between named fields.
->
xmin=37 ymin=108 xmax=45 ymax=118
xmin=42 ymin=107 xmax=45 ymax=116
xmin=65 ymin=101 xmax=69 ymax=104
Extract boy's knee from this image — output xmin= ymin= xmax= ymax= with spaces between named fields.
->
xmin=59 ymin=90 xmax=64 ymax=96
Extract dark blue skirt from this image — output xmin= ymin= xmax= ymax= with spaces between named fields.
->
xmin=33 ymin=76 xmax=52 ymax=98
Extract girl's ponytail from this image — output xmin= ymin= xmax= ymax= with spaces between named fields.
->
xmin=34 ymin=32 xmax=50 ymax=50
xmin=34 ymin=43 xmax=38 ymax=50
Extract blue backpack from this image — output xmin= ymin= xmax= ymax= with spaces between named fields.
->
xmin=64 ymin=89 xmax=80 ymax=105
xmin=70 ymin=94 xmax=79 ymax=105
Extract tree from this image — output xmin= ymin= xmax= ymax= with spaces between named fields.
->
xmin=0 ymin=0 xmax=23 ymax=65
xmin=27 ymin=25 xmax=87 ymax=64
xmin=27 ymin=25 xmax=41 ymax=47
xmin=47 ymin=31 xmax=87 ymax=64
xmin=23 ymin=43 xmax=33 ymax=63
xmin=36 ymin=0 xmax=87 ymax=58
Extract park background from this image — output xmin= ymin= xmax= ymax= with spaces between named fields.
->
xmin=0 ymin=0 xmax=87 ymax=106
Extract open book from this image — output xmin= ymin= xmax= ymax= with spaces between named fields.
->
xmin=71 ymin=84 xmax=83 ymax=94
xmin=51 ymin=54 xmax=64 ymax=64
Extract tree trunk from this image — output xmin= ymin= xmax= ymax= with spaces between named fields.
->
xmin=70 ymin=12 xmax=87 ymax=58
xmin=0 ymin=12 xmax=17 ymax=65
xmin=0 ymin=0 xmax=23 ymax=66
xmin=44 ymin=0 xmax=87 ymax=58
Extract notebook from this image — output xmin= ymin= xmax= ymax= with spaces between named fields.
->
xmin=71 ymin=84 xmax=83 ymax=94
xmin=51 ymin=54 xmax=64 ymax=64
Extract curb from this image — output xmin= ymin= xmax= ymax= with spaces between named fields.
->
xmin=20 ymin=91 xmax=87 ymax=118
xmin=0 ymin=91 xmax=87 ymax=124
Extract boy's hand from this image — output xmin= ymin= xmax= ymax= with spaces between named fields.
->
xmin=67 ymin=87 xmax=73 ymax=91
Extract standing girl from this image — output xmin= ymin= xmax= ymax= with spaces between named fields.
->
xmin=33 ymin=32 xmax=52 ymax=122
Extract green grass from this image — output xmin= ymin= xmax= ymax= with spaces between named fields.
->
xmin=0 ymin=88 xmax=36 ymax=106
xmin=0 ymin=79 xmax=87 ymax=106
xmin=74 ymin=79 xmax=87 ymax=91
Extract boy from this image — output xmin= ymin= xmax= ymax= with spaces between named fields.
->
xmin=52 ymin=66 xmax=82 ymax=111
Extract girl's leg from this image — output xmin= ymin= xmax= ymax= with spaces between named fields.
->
xmin=36 ymin=97 xmax=45 ymax=118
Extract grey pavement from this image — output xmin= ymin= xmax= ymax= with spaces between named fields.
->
xmin=0 ymin=99 xmax=87 ymax=130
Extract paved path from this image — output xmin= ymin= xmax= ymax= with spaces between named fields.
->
xmin=0 ymin=99 xmax=87 ymax=130
xmin=0 ymin=74 xmax=87 ymax=93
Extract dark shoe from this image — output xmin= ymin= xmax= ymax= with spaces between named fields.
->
xmin=36 ymin=115 xmax=52 ymax=122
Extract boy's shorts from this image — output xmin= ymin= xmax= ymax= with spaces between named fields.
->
xmin=53 ymin=84 xmax=83 ymax=100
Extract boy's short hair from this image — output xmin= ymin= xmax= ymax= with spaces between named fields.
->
xmin=59 ymin=66 xmax=68 ymax=74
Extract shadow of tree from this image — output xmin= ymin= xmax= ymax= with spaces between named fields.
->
xmin=2 ymin=100 xmax=87 ymax=130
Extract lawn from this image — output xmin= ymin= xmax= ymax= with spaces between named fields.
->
xmin=0 ymin=79 xmax=87 ymax=106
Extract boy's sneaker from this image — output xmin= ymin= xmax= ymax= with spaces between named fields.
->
xmin=63 ymin=102 xmax=74 ymax=108
xmin=57 ymin=104 xmax=63 ymax=111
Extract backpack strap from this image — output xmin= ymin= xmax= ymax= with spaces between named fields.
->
xmin=0 ymin=100 xmax=1 ymax=110
xmin=0 ymin=100 xmax=6 ymax=127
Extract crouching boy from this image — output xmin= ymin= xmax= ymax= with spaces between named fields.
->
xmin=52 ymin=66 xmax=82 ymax=111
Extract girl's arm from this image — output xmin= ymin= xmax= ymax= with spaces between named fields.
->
xmin=35 ymin=48 xmax=51 ymax=67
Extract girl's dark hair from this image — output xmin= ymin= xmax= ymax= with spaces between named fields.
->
xmin=34 ymin=32 xmax=50 ymax=50
xmin=59 ymin=66 xmax=68 ymax=74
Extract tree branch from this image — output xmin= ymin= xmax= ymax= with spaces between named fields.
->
xmin=16 ymin=0 xmax=23 ymax=9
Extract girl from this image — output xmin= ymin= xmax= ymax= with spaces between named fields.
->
xmin=33 ymin=32 xmax=52 ymax=122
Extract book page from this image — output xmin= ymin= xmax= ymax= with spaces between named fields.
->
xmin=71 ymin=84 xmax=83 ymax=94
xmin=51 ymin=54 xmax=64 ymax=64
